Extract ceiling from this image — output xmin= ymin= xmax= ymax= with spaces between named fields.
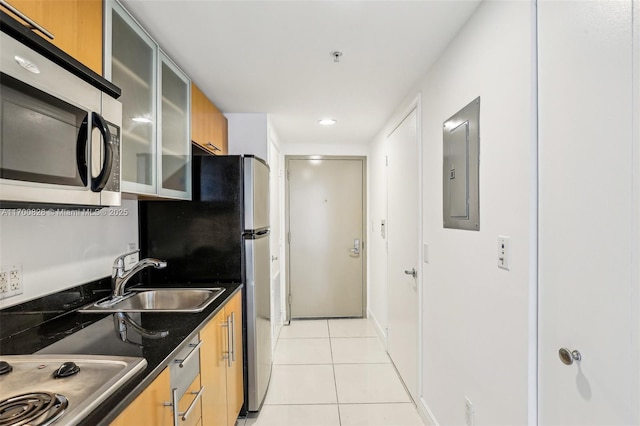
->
xmin=120 ymin=0 xmax=481 ymax=146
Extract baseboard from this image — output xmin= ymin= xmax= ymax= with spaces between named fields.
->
xmin=366 ymin=309 xmax=387 ymax=350
xmin=417 ymin=396 xmax=439 ymax=426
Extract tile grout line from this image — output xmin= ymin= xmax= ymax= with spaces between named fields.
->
xmin=327 ymin=319 xmax=343 ymax=426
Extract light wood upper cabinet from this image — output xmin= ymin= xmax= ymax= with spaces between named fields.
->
xmin=111 ymin=368 xmax=172 ymax=426
xmin=200 ymin=290 xmax=244 ymax=426
xmin=3 ymin=0 xmax=103 ymax=74
xmin=191 ymin=82 xmax=228 ymax=155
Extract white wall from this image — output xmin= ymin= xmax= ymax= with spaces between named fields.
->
xmin=226 ymin=112 xmax=269 ymax=160
xmin=281 ymin=142 xmax=368 ymax=157
xmin=0 ymin=199 xmax=139 ymax=308
xmin=366 ymin=127 xmax=388 ymax=342
xmin=368 ymin=1 xmax=535 ymax=424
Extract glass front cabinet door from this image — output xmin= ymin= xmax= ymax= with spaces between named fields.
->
xmin=105 ymin=0 xmax=191 ymax=200
xmin=158 ymin=51 xmax=191 ymax=199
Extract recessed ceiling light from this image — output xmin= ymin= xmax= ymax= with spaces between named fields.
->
xmin=318 ymin=119 xmax=336 ymax=126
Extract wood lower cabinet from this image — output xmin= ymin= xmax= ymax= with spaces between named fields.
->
xmin=110 ymin=291 xmax=243 ymax=426
xmin=225 ymin=292 xmax=243 ymax=425
xmin=200 ymin=291 xmax=244 ymax=426
xmin=111 ymin=368 xmax=172 ymax=426
xmin=200 ymin=308 xmax=229 ymax=426
xmin=191 ymin=83 xmax=228 ymax=155
xmin=2 ymin=0 xmax=103 ymax=74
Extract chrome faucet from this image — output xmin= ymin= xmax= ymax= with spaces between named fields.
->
xmin=112 ymin=249 xmax=167 ymax=298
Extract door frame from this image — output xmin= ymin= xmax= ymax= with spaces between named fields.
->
xmin=284 ymin=155 xmax=368 ymax=323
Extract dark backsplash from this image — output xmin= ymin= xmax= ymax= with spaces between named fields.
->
xmin=0 ymin=277 xmax=111 ymax=342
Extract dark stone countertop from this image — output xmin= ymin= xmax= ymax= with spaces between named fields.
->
xmin=0 ymin=280 xmax=243 ymax=425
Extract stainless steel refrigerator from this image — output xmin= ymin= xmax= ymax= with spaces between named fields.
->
xmin=139 ymin=155 xmax=272 ymax=413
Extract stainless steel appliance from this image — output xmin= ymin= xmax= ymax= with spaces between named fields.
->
xmin=139 ymin=155 xmax=272 ymax=412
xmin=0 ymin=354 xmax=146 ymax=425
xmin=0 ymin=23 xmax=122 ymax=207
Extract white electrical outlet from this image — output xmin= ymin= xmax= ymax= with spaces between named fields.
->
xmin=498 ymin=236 xmax=511 ymax=270
xmin=1 ymin=264 xmax=23 ymax=299
xmin=0 ymin=272 xmax=7 ymax=293
xmin=465 ymin=396 xmax=474 ymax=426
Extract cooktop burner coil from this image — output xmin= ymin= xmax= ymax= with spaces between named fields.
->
xmin=0 ymin=362 xmax=12 ymax=376
xmin=0 ymin=392 xmax=68 ymax=426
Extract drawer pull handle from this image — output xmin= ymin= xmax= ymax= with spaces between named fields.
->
xmin=230 ymin=311 xmax=236 ymax=363
xmin=174 ymin=341 xmax=202 ymax=368
xmin=206 ymin=142 xmax=221 ymax=152
xmin=165 ymin=386 xmax=205 ymax=426
xmin=180 ymin=386 xmax=205 ymax=422
xmin=224 ymin=316 xmax=232 ymax=368
xmin=0 ymin=0 xmax=55 ymax=39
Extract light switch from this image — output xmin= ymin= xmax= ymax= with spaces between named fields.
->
xmin=498 ymin=236 xmax=510 ymax=270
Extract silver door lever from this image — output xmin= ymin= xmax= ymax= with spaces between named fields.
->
xmin=404 ymin=268 xmax=417 ymax=278
xmin=350 ymin=239 xmax=360 ymax=255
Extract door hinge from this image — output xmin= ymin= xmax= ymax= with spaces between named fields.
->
xmin=286 ymin=170 xmax=290 ymax=180
xmin=287 ymin=231 xmax=291 ymax=243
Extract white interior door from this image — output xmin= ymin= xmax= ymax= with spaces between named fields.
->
xmin=287 ymin=157 xmax=365 ymax=318
xmin=387 ymin=108 xmax=419 ymax=402
xmin=538 ymin=1 xmax=638 ymax=424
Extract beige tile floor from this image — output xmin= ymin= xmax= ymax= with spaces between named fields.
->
xmin=239 ymin=319 xmax=424 ymax=426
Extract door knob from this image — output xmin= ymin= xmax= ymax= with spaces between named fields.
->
xmin=558 ymin=347 xmax=582 ymax=365
xmin=404 ymin=268 xmax=417 ymax=278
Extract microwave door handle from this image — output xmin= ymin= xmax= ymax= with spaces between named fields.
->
xmin=76 ymin=114 xmax=89 ymax=186
xmin=91 ymin=113 xmax=113 ymax=192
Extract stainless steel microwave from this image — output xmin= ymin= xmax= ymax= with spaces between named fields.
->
xmin=0 ymin=31 xmax=122 ymax=207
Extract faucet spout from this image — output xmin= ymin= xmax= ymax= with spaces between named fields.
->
xmin=111 ymin=250 xmax=167 ymax=298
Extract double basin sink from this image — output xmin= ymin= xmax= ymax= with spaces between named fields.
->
xmin=79 ymin=287 xmax=225 ymax=313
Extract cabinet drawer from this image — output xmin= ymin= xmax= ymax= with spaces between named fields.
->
xmin=170 ymin=336 xmax=201 ymax=399
xmin=177 ymin=375 xmax=202 ymax=426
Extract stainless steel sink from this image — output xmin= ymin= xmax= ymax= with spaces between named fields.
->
xmin=78 ymin=288 xmax=225 ymax=313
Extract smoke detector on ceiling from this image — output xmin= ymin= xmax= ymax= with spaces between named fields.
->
xmin=330 ymin=51 xmax=343 ymax=63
